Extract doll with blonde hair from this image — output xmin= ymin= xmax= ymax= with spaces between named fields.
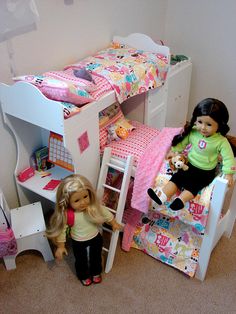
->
xmin=46 ymin=174 xmax=122 ymax=286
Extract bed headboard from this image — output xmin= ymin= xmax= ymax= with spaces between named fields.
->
xmin=113 ymin=33 xmax=170 ymax=62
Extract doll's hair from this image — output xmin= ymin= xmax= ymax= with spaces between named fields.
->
xmin=172 ymin=98 xmax=230 ymax=146
xmin=46 ymin=174 xmax=105 ymax=239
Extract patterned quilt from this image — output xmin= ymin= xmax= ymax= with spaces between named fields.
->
xmin=66 ymin=44 xmax=169 ymax=103
xmin=129 ymin=158 xmax=215 ymax=277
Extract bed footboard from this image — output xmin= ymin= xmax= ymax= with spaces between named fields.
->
xmin=195 ymin=176 xmax=236 ymax=280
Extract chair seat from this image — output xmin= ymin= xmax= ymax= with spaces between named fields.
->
xmin=11 ymin=202 xmax=46 ymax=238
xmin=1 ymin=201 xmax=54 ymax=270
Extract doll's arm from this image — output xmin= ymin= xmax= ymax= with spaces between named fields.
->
xmin=166 ymin=150 xmax=178 ymax=160
xmin=55 ymin=242 xmax=68 ymax=260
xmin=101 ymin=205 xmax=123 ymax=231
xmin=224 ymin=174 xmax=234 ymax=187
xmin=108 ymin=218 xmax=123 ymax=232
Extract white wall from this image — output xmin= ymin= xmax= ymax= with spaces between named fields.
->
xmin=0 ymin=0 xmax=167 ymax=207
xmin=164 ymin=0 xmax=236 ymax=135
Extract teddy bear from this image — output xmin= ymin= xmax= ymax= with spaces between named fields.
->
xmin=169 ymin=154 xmax=189 ymax=171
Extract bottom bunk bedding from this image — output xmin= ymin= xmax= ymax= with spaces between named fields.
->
xmin=103 ymin=120 xmax=160 ymax=167
xmin=100 ymin=121 xmax=161 ymax=209
xmin=99 ymin=102 xmax=161 ymax=167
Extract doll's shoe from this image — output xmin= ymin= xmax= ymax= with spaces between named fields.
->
xmin=147 ymin=188 xmax=162 ymax=205
xmin=147 ymin=188 xmax=167 ymax=205
xmin=81 ymin=278 xmax=92 ymax=286
xmin=169 ymin=198 xmax=184 ymax=211
xmin=92 ymin=274 xmax=102 ymax=284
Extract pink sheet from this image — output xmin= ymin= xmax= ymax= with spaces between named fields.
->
xmin=131 ymin=127 xmax=182 ymax=213
xmin=103 ymin=120 xmax=160 ymax=167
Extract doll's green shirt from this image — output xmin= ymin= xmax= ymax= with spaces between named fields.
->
xmin=171 ymin=129 xmax=236 ymax=174
xmin=57 ymin=205 xmax=114 ymax=242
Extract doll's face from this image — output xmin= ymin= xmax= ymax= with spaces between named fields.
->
xmin=195 ymin=115 xmax=218 ymax=137
xmin=69 ymin=189 xmax=90 ymax=212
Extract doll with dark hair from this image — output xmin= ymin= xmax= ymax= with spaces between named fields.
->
xmin=148 ymin=98 xmax=236 ymax=211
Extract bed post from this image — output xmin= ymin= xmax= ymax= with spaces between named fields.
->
xmin=224 ymin=180 xmax=236 ymax=238
xmin=195 ymin=177 xmax=228 ymax=281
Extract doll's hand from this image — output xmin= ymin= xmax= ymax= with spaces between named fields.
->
xmin=110 ymin=219 xmax=123 ymax=232
xmin=225 ymin=174 xmax=234 ymax=187
xmin=166 ymin=150 xmax=178 ymax=160
xmin=55 ymin=245 xmax=68 ymax=260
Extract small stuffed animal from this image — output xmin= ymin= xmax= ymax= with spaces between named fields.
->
xmin=169 ymin=154 xmax=189 ymax=171
xmin=107 ymin=125 xmax=120 ymax=143
xmin=73 ymin=68 xmax=95 ymax=83
xmin=116 ymin=125 xmax=129 ymax=139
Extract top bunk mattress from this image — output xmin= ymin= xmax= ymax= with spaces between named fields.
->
xmin=0 ymin=34 xmax=170 ymax=135
xmin=4 ymin=34 xmax=169 ymax=121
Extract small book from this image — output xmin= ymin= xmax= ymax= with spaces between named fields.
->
xmin=33 ymin=146 xmax=53 ymax=171
xmin=43 ymin=179 xmax=61 ymax=191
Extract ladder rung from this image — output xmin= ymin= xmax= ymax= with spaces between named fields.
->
xmin=102 ymin=226 xmax=113 ymax=233
xmin=102 ymin=247 xmax=109 ymax=252
xmin=108 ymin=208 xmax=116 ymax=214
xmin=103 ymin=184 xmax=121 ymax=193
xmin=107 ymin=162 xmax=125 ymax=172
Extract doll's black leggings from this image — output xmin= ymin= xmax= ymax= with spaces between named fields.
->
xmin=72 ymin=233 xmax=103 ymax=280
xmin=170 ymin=163 xmax=216 ymax=196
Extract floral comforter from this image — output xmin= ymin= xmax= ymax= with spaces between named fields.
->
xmin=66 ymin=43 xmax=169 ymax=103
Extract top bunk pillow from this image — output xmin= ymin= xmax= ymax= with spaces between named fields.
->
xmin=12 ymin=75 xmax=94 ymax=106
xmin=43 ymin=68 xmax=97 ymax=93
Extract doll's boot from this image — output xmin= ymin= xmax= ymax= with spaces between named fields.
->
xmin=147 ymin=188 xmax=167 ymax=205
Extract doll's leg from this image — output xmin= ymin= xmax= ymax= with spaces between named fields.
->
xmin=163 ymin=181 xmax=178 ymax=198
xmin=89 ymin=233 xmax=103 ymax=283
xmin=72 ymin=239 xmax=91 ymax=282
xmin=148 ymin=181 xmax=178 ymax=205
xmin=170 ymin=189 xmax=194 ymax=211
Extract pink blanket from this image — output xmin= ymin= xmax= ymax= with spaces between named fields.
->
xmin=122 ymin=127 xmax=181 ymax=251
xmin=131 ymin=127 xmax=182 ymax=213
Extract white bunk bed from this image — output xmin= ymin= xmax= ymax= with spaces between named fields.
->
xmin=1 ymin=33 xmax=234 ymax=281
xmin=0 ymin=33 xmax=170 ymax=205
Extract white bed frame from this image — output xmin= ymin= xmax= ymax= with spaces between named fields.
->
xmin=0 ymin=33 xmax=170 ymax=204
xmin=195 ymin=177 xmax=236 ymax=280
xmin=0 ymin=33 xmax=235 ymax=280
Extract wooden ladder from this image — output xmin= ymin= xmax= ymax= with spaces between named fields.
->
xmin=97 ymin=147 xmax=133 ymax=273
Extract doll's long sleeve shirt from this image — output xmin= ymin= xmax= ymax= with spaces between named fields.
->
xmin=57 ymin=205 xmax=114 ymax=243
xmin=171 ymin=129 xmax=236 ymax=174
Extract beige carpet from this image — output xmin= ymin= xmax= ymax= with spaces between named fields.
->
xmin=1 ymin=225 xmax=236 ymax=314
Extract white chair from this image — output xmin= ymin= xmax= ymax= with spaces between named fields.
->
xmin=1 ymin=201 xmax=54 ymax=270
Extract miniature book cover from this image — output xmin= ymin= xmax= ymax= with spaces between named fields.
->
xmin=34 ymin=146 xmax=50 ymax=171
